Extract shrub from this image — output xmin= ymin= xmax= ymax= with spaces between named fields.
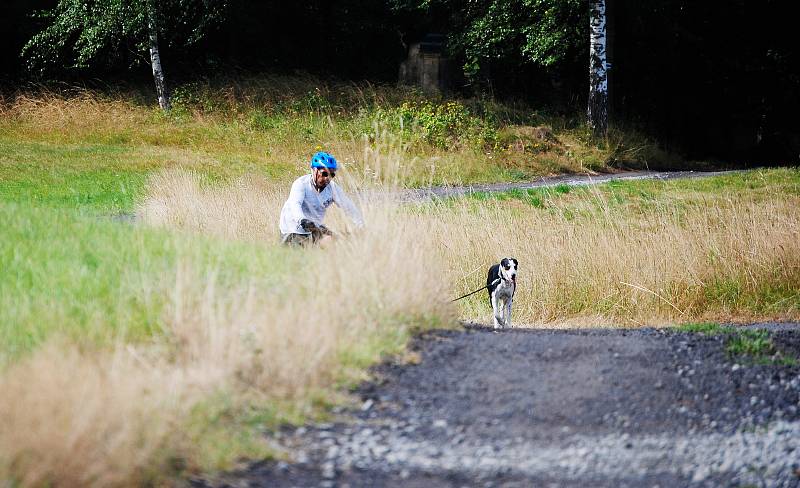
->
xmin=380 ymin=100 xmax=497 ymax=150
xmin=170 ymin=83 xmax=220 ymax=116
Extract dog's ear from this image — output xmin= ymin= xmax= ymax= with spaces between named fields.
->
xmin=500 ymin=258 xmax=509 ymax=268
xmin=512 ymin=258 xmax=518 ymax=268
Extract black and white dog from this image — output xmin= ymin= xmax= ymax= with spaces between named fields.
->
xmin=487 ymin=258 xmax=518 ymax=329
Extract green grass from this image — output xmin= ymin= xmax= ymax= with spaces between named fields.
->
xmin=0 ymin=140 xmax=149 ymax=212
xmin=725 ymin=329 xmax=796 ymax=366
xmin=179 ymin=393 xmax=313 ymax=471
xmin=676 ymin=323 xmax=798 ymax=366
xmin=0 ymin=135 xmax=287 ymax=213
xmin=0 ymin=201 xmax=299 ymax=364
xmin=468 ymin=184 xmax=581 ymax=207
xmin=676 ymin=322 xmax=729 ymax=335
xmin=464 ymin=168 xmax=800 ymax=216
xmin=726 ymin=329 xmax=773 ymax=356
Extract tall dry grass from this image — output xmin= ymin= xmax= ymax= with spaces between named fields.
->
xmin=0 ymin=341 xmax=194 ymax=486
xmin=437 ymin=191 xmax=800 ymax=326
xmin=0 ymin=87 xmax=490 ymax=186
xmin=2 ymin=92 xmax=141 ymax=131
xmin=138 ymin=162 xmax=800 ymax=328
xmin=0 ymin=168 xmax=456 ymax=486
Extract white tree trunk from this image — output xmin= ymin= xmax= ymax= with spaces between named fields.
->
xmin=588 ymin=0 xmax=608 ymax=137
xmin=148 ymin=4 xmax=170 ymax=111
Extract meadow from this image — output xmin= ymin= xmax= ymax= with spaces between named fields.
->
xmin=0 ymin=77 xmax=797 ymax=486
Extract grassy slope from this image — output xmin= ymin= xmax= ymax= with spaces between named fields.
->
xmin=0 ymin=76 xmax=678 ymax=203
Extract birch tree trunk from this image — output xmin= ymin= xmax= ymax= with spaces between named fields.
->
xmin=588 ymin=0 xmax=608 ymax=137
xmin=147 ymin=2 xmax=170 ymax=111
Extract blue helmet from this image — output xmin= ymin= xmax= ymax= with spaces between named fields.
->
xmin=310 ymin=151 xmax=338 ymax=170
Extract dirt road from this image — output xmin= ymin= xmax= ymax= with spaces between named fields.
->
xmin=194 ymin=323 xmax=800 ymax=487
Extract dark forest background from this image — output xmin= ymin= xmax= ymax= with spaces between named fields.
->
xmin=1 ymin=0 xmax=798 ymax=165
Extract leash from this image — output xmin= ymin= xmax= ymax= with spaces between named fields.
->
xmin=451 ymin=278 xmax=500 ymax=302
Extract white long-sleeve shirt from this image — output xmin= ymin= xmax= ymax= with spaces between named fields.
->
xmin=279 ymin=174 xmax=364 ymax=235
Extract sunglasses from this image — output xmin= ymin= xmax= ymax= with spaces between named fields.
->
xmin=318 ymin=170 xmax=336 ymax=178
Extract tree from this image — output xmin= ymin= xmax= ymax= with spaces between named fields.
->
xmin=394 ymin=0 xmax=615 ymax=134
xmin=146 ymin=1 xmax=169 ymax=110
xmin=587 ymin=0 xmax=608 ymax=136
xmin=391 ymin=0 xmax=588 ymax=79
xmin=22 ymin=0 xmax=228 ymax=110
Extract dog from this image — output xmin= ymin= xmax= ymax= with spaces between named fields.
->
xmin=487 ymin=258 xmax=518 ymax=329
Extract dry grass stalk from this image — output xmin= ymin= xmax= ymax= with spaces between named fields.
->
xmin=0 ymin=341 xmax=184 ymax=487
xmin=138 ymin=169 xmax=280 ymax=241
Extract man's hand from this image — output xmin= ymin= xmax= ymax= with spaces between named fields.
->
xmin=300 ymin=219 xmax=315 ymax=232
xmin=300 ymin=219 xmax=334 ymax=237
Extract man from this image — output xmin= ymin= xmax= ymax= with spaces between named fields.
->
xmin=279 ymin=151 xmax=364 ymax=246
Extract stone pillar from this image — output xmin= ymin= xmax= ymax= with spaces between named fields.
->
xmin=421 ymin=52 xmax=441 ymax=95
xmin=399 ymin=34 xmax=449 ymax=95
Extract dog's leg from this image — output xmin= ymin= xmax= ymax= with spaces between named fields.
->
xmin=505 ymin=296 xmax=513 ymax=328
xmin=491 ymin=292 xmax=502 ymax=329
xmin=497 ymin=300 xmax=506 ymax=329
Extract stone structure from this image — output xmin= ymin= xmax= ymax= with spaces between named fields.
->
xmin=399 ymin=34 xmax=451 ymax=94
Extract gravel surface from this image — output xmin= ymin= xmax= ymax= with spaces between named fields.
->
xmin=193 ymin=322 xmax=800 ymax=488
xmin=395 ymin=170 xmax=742 ymax=202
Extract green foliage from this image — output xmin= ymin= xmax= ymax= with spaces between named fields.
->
xmin=726 ymin=329 xmax=773 ymax=357
xmin=676 ymin=322 xmax=728 ymax=335
xmin=22 ymin=0 xmax=228 ymax=75
xmin=381 ymin=100 xmax=498 ymax=149
xmin=170 ymin=82 xmax=225 ymax=115
xmin=468 ymin=185 xmax=576 ymax=207
xmin=393 ymin=0 xmax=588 ymax=77
xmin=725 ymin=329 xmax=796 ymax=366
xmin=519 ymin=0 xmax=588 ymax=67
xmin=676 ymin=323 xmax=798 ymax=366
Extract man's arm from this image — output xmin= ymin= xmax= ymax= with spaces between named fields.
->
xmin=331 ymin=182 xmax=364 ymax=228
xmin=284 ymin=178 xmax=308 ymax=231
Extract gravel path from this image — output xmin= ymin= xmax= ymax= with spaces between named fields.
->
xmin=193 ymin=322 xmax=800 ymax=488
xmin=394 ymin=170 xmax=742 ymax=202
